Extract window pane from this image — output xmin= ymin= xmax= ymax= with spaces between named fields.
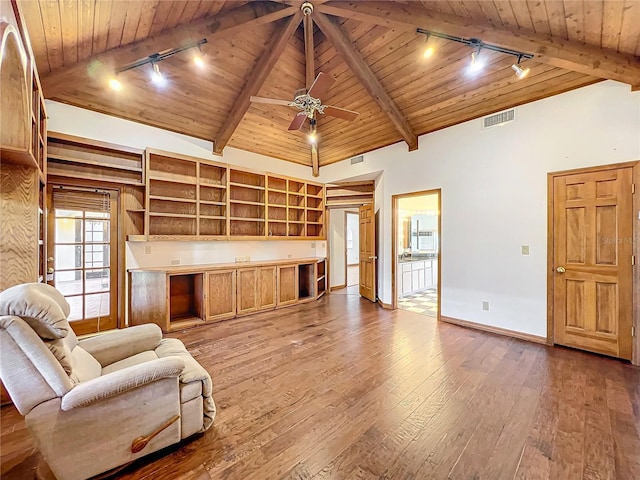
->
xmin=85 ymin=269 xmax=109 ymax=293
xmin=55 ymin=218 xmax=83 ymax=243
xmin=85 ymin=220 xmax=109 ymax=243
xmin=55 ymin=209 xmax=83 ymax=218
xmin=55 ymin=245 xmax=82 ymax=269
xmin=55 ymin=271 xmax=83 ymax=295
xmin=66 ymin=296 xmax=83 ymax=321
xmin=84 ymin=244 xmax=109 ymax=268
xmin=85 ymin=293 xmax=109 ymax=319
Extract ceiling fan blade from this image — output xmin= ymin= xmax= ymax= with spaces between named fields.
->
xmin=250 ymin=96 xmax=292 ymax=106
xmin=288 ymin=112 xmax=308 ymax=131
xmin=322 ymin=105 xmax=360 ymax=122
xmin=307 ymin=72 xmax=335 ymax=99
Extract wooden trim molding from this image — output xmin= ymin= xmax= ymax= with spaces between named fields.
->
xmin=377 ymin=299 xmax=392 ymax=310
xmin=441 ymin=316 xmax=547 ymax=345
xmin=329 ymin=284 xmax=347 ymax=292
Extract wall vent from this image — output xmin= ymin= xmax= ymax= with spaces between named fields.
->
xmin=350 ymin=155 xmax=364 ymax=165
xmin=482 ymin=109 xmax=515 ymax=129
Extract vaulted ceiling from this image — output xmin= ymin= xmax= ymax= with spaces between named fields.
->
xmin=22 ymin=1 xmax=640 ymax=175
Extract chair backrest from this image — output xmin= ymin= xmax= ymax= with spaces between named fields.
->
xmin=0 ymin=315 xmax=74 ymax=415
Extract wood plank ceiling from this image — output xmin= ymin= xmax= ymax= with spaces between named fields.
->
xmin=22 ymin=1 xmax=640 ymax=173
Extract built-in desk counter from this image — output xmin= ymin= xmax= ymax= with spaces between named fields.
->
xmin=129 ymin=258 xmax=326 ymax=332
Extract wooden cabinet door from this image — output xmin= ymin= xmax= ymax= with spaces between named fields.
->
xmin=257 ymin=266 xmax=277 ymax=310
xmin=277 ymin=265 xmax=298 ymax=307
xmin=206 ymin=269 xmax=236 ymax=322
xmin=552 ymin=167 xmax=634 ymax=360
xmin=236 ymin=268 xmax=258 ymax=316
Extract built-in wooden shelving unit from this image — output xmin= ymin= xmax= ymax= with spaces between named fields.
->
xmin=325 ymin=181 xmax=374 ymax=209
xmin=130 ymin=148 xmax=326 ymax=241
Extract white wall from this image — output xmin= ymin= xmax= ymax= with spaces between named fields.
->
xmin=346 ymin=212 xmax=359 ymax=265
xmin=329 ymin=209 xmax=346 ymax=288
xmin=317 ymin=81 xmax=640 ymax=337
xmin=45 ymin=101 xmax=327 ymax=269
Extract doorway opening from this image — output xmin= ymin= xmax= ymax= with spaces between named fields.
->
xmin=345 ymin=211 xmax=359 ymax=290
xmin=392 ymin=189 xmax=441 ymax=318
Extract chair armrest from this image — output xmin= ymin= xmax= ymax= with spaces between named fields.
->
xmin=60 ymin=357 xmax=184 ymax=411
xmin=78 ymin=324 xmax=163 ymax=367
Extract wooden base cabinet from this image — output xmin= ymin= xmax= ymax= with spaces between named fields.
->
xmin=257 ymin=266 xmax=277 ymax=310
xmin=129 ymin=258 xmax=325 ymax=332
xmin=277 ymin=265 xmax=298 ymax=307
xmin=206 ymin=270 xmax=236 ymax=322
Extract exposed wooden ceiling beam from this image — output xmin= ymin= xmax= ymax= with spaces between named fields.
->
xmin=313 ymin=11 xmax=418 ymax=151
xmin=41 ymin=2 xmax=298 ymax=97
xmin=304 ymin=12 xmax=315 ymax=88
xmin=316 ymin=1 xmax=640 ymax=88
xmin=213 ymin=12 xmax=303 ymax=155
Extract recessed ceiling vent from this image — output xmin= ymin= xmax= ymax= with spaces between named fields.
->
xmin=482 ymin=109 xmax=515 ymax=129
xmin=350 ymin=155 xmax=364 ymax=165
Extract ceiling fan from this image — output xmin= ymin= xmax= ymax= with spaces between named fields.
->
xmin=250 ymin=72 xmax=359 ymax=134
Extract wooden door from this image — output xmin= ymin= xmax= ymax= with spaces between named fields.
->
xmin=47 ymin=186 xmax=118 ymax=334
xmin=206 ymin=269 xmax=236 ymax=322
xmin=552 ymin=167 xmax=634 ymax=359
xmin=277 ymin=265 xmax=298 ymax=307
xmin=257 ymin=266 xmax=277 ymax=310
xmin=359 ymin=204 xmax=376 ymax=302
xmin=236 ymin=268 xmax=258 ymax=316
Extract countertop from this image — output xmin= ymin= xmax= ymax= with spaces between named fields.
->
xmin=398 ymin=255 xmax=437 ymax=264
xmin=129 ymin=257 xmax=326 ymax=273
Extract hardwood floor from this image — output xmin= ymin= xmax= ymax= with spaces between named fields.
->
xmin=2 ymin=293 xmax=639 ymax=480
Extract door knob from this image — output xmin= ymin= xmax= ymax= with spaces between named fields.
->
xmin=369 ymin=256 xmax=377 ymax=260
xmin=556 ymin=266 xmax=566 ymax=273
xmin=47 ymin=257 xmax=54 ymax=262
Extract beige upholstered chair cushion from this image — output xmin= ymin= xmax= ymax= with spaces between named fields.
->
xmin=0 ymin=283 xmax=71 ymax=340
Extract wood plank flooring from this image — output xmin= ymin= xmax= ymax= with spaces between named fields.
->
xmin=2 ymin=293 xmax=639 ymax=480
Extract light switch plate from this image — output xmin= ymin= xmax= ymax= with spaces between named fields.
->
xmin=171 ymin=259 xmax=180 ymax=265
xmin=521 ymin=245 xmax=530 ymax=255
xmin=482 ymin=301 xmax=490 ymax=311
xmin=144 ymin=246 xmax=151 ymax=255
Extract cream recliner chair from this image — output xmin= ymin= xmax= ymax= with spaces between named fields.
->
xmin=0 ymin=283 xmax=216 ymax=480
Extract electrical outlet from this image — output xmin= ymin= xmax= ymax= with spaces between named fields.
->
xmin=244 ymin=256 xmax=250 ymax=262
xmin=521 ymin=245 xmax=530 ymax=255
xmin=482 ymin=301 xmax=490 ymax=311
xmin=144 ymin=246 xmax=151 ymax=255
xmin=311 ymin=242 xmax=316 ymax=248
xmin=321 ymin=242 xmax=326 ymax=248
xmin=171 ymin=259 xmax=180 ymax=265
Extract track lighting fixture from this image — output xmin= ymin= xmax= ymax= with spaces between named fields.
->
xmin=108 ymin=77 xmax=122 ymax=91
xmin=416 ymin=28 xmax=533 ymax=78
xmin=511 ymin=55 xmax=530 ymax=79
xmin=423 ymin=34 xmax=434 ymax=59
xmin=151 ymin=63 xmax=164 ymax=84
xmin=108 ymin=38 xmax=207 ymax=90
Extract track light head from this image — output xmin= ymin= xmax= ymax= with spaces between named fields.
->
xmin=468 ymin=50 xmax=484 ymax=73
xmin=108 ymin=77 xmax=122 ymax=91
xmin=151 ymin=63 xmax=164 ymax=84
xmin=511 ymin=63 xmax=530 ymax=79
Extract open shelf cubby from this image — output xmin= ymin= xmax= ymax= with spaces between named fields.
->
xmin=199 ymin=218 xmax=226 ymax=236
xmin=298 ymin=263 xmax=316 ymax=300
xmin=148 ymin=152 xmax=197 ymax=184
xmin=268 ymin=176 xmax=287 ymax=192
xmin=268 ymin=223 xmax=288 ymax=237
xmin=200 ymin=162 xmax=227 ymax=187
xmin=169 ymin=274 xmax=204 ymax=325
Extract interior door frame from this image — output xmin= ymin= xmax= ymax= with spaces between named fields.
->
xmin=47 ymin=179 xmax=125 ymax=331
xmin=391 ymin=188 xmax=442 ymax=316
xmin=547 ymin=160 xmax=639 ymax=365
